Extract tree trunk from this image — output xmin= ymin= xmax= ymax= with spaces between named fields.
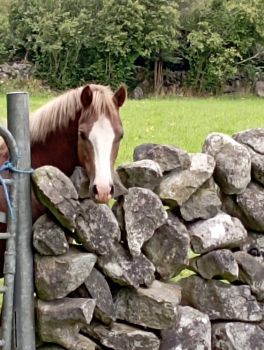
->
xmin=154 ymin=59 xmax=163 ymax=94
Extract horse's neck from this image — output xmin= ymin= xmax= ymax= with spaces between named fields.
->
xmin=31 ymin=118 xmax=80 ymax=177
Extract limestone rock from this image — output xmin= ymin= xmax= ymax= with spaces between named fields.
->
xmin=180 ymin=178 xmax=221 ymax=221
xmin=212 ymin=322 xmax=264 ymax=350
xmin=132 ymin=86 xmax=144 ymax=99
xmin=37 ymin=298 xmax=98 ymax=350
xmin=84 ymin=268 xmax=115 ymax=324
xmin=233 ymin=128 xmax=264 ymax=155
xmin=115 ymin=280 xmax=181 ymax=329
xmin=241 ymin=232 xmax=264 ymax=261
xmin=178 ymin=275 xmax=262 ymax=321
xmin=112 ymin=170 xmax=129 ymax=198
xmin=160 ymin=306 xmax=211 ymax=350
xmin=70 ymin=167 xmax=90 ymax=199
xmin=75 ymin=199 xmax=121 ymax=255
xmin=234 ymin=251 xmax=264 ymax=301
xmin=255 ymin=81 xmax=264 ymax=97
xmin=143 ymin=213 xmax=190 ymax=280
xmin=189 ymin=249 xmax=238 ymax=281
xmin=220 ymin=191 xmax=262 ymax=232
xmin=133 ymin=143 xmax=191 ymax=173
xmin=97 ymin=242 xmax=155 ymax=288
xmin=32 ymin=166 xmax=78 ymax=230
xmin=250 ymin=150 xmax=264 ymax=185
xmin=203 ymin=132 xmax=251 ymax=194
xmin=123 ymin=187 xmax=167 ymax=256
xmin=38 ymin=345 xmax=66 ymax=350
xmin=117 ymin=159 xmax=162 ymax=190
xmin=158 ymin=153 xmax=215 ymax=207
xmin=237 ymin=182 xmax=264 ymax=232
xmin=112 ymin=200 xmax=125 ymax=233
xmin=33 ymin=214 xmax=69 ymax=256
xmin=82 ymin=322 xmax=160 ymax=350
xmin=188 ymin=212 xmax=247 ymax=254
xmin=35 ymin=247 xmax=97 ymax=300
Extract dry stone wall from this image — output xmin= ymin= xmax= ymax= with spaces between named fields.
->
xmin=33 ymin=128 xmax=264 ymax=350
xmin=0 ymin=62 xmax=34 ymax=82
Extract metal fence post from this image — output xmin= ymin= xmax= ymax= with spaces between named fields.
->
xmin=6 ymin=92 xmax=35 ymax=350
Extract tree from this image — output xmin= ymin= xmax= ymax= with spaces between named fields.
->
xmin=140 ymin=0 xmax=180 ymax=92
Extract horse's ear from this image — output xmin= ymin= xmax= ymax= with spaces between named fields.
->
xmin=114 ymin=85 xmax=127 ymax=108
xmin=81 ymin=85 xmax=93 ymax=108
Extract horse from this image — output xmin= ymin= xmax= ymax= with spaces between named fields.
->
xmin=0 ymin=83 xmax=127 ymax=277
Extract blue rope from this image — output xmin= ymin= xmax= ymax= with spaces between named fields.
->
xmin=0 ymin=160 xmax=34 ymax=218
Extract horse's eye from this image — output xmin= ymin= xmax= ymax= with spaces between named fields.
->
xmin=79 ymin=131 xmax=86 ymax=140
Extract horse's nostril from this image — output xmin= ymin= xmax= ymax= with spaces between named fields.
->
xmin=92 ymin=185 xmax=98 ymax=195
xmin=110 ymin=185 xmax=114 ymax=196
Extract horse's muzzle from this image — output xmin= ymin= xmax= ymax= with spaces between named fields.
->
xmin=91 ymin=183 xmax=114 ymax=203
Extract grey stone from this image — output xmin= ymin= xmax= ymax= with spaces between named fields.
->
xmin=38 ymin=345 xmax=66 ymax=350
xmin=32 ymin=166 xmax=79 ymax=230
xmin=180 ymin=178 xmax=221 ymax=221
xmin=234 ymin=251 xmax=264 ymax=301
xmin=84 ymin=268 xmax=115 ymax=324
xmin=160 ymin=306 xmax=211 ymax=350
xmin=237 ymin=182 xmax=264 ymax=232
xmin=33 ymin=214 xmax=69 ymax=256
xmin=233 ymin=128 xmax=264 ymax=155
xmin=220 ymin=191 xmax=260 ymax=232
xmin=37 ymin=298 xmax=98 ymax=350
xmin=71 ymin=167 xmax=128 ymax=199
xmin=250 ymin=150 xmax=264 ymax=185
xmin=212 ymin=322 xmax=264 ymax=350
xmin=143 ymin=213 xmax=190 ymax=280
xmin=255 ymin=81 xmax=264 ymax=97
xmin=112 ymin=199 xmax=125 ymax=233
xmin=203 ymin=132 xmax=251 ymax=194
xmin=232 ymin=134 xmax=264 ymax=185
xmin=82 ymin=322 xmax=160 ymax=350
xmin=112 ymin=170 xmax=129 ymax=198
xmin=70 ymin=167 xmax=90 ymax=199
xmin=115 ymin=280 xmax=181 ymax=329
xmin=132 ymin=86 xmax=144 ymax=99
xmin=188 ymin=212 xmax=247 ymax=254
xmin=97 ymin=242 xmax=155 ymax=288
xmin=189 ymin=249 xmax=239 ymax=281
xmin=158 ymin=153 xmax=215 ymax=207
xmin=35 ymin=247 xmax=97 ymax=300
xmin=32 ymin=169 xmax=125 ymax=242
xmin=117 ymin=159 xmax=162 ymax=190
xmin=233 ymin=128 xmax=264 ymax=185
xmin=123 ymin=187 xmax=167 ymax=256
xmin=178 ymin=275 xmax=262 ymax=321
xmin=241 ymin=232 xmax=264 ymax=261
xmin=75 ymin=199 xmax=121 ymax=255
xmin=133 ymin=143 xmax=191 ymax=173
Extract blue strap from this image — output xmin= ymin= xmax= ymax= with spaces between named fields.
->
xmin=0 ymin=160 xmax=34 ymax=219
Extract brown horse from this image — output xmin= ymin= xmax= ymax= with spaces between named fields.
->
xmin=0 ymin=84 xmax=126 ymax=277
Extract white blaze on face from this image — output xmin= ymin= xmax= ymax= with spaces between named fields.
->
xmin=89 ymin=116 xmax=115 ymax=192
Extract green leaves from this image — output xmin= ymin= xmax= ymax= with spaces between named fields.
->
xmin=0 ymin=0 xmax=264 ymax=93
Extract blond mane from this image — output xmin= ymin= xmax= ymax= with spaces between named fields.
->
xmin=30 ymin=84 xmax=116 ymax=144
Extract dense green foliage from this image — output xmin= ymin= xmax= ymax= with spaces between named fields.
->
xmin=0 ymin=0 xmax=264 ymax=93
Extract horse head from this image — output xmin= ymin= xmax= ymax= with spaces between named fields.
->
xmin=78 ymin=84 xmax=126 ymax=203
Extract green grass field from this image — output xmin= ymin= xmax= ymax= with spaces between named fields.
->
xmin=0 ymin=94 xmax=263 ymax=166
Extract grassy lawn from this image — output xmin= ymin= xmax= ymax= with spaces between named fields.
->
xmin=0 ymin=93 xmax=263 ymax=166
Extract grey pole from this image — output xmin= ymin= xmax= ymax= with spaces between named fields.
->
xmin=6 ymin=92 xmax=35 ymax=350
